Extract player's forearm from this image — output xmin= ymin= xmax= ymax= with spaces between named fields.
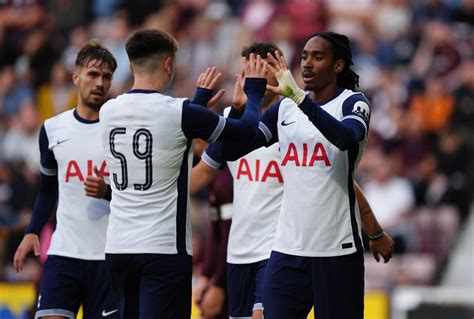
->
xmin=190 ymin=161 xmax=219 ymax=195
xmin=355 ymin=183 xmax=382 ymax=234
xmin=25 ymin=173 xmax=58 ymax=235
xmin=220 ymin=130 xmax=267 ymax=161
xmin=191 ymin=87 xmax=213 ymax=106
xmin=299 ymin=95 xmax=363 ymax=150
xmin=217 ymin=78 xmax=266 ymax=141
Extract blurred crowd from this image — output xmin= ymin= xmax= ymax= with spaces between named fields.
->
xmin=0 ymin=0 xmax=472 ymax=293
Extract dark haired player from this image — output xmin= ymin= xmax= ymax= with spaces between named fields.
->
xmin=100 ymin=29 xmax=267 ymax=319
xmin=13 ymin=40 xmax=119 ymax=319
xmin=221 ymin=31 xmax=394 ymax=319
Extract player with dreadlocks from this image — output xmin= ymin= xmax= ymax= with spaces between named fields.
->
xmin=220 ymin=31 xmax=393 ymax=318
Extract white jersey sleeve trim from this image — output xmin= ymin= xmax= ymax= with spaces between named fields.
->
xmin=201 ymin=152 xmax=222 ymax=170
xmin=253 ymin=303 xmax=264 ymax=311
xmin=207 ymin=116 xmax=226 ymax=143
xmin=40 ymin=165 xmax=57 ymax=176
xmin=258 ymin=122 xmax=272 ymax=142
xmin=341 ymin=114 xmax=368 ymax=135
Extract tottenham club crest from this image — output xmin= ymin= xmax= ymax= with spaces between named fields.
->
xmin=352 ymin=101 xmax=370 ymax=122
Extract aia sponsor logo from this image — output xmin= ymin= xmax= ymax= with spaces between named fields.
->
xmin=65 ymin=160 xmax=109 ymax=182
xmin=236 ymin=159 xmax=283 ymax=183
xmin=281 ymin=143 xmax=331 ymax=167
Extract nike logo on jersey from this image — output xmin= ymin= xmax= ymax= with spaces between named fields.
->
xmin=281 ymin=120 xmax=296 ymax=126
xmin=102 ymin=309 xmax=118 ymax=317
xmin=56 ymin=138 xmax=71 ymax=145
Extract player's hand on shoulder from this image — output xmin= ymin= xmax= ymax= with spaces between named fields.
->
xmin=369 ymin=232 xmax=395 ymax=263
xmin=13 ymin=233 xmax=40 ymax=273
xmin=243 ymin=53 xmax=268 ymax=79
xmin=84 ymin=166 xmax=107 ymax=199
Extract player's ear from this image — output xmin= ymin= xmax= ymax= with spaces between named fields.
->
xmin=129 ymin=63 xmax=134 ymax=77
xmin=72 ymin=69 xmax=79 ymax=85
xmin=164 ymin=56 xmax=173 ymax=74
xmin=334 ymin=59 xmax=345 ymax=74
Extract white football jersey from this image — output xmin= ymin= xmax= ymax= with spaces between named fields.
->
xmin=227 ymin=143 xmax=283 ymax=264
xmin=101 ymin=90 xmax=218 ymax=255
xmin=263 ymin=90 xmax=369 ymax=257
xmin=203 ymin=142 xmax=283 ymax=264
xmin=42 ymin=110 xmax=110 ymax=260
xmin=203 ymin=107 xmax=284 ymax=264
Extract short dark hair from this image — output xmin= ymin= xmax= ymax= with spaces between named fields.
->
xmin=126 ymin=29 xmax=178 ymax=62
xmin=75 ymin=39 xmax=117 ymax=71
xmin=308 ymin=31 xmax=359 ymax=90
xmin=241 ymin=42 xmax=282 ymax=59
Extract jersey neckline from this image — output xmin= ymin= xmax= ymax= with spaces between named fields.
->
xmin=73 ymin=109 xmax=99 ymax=124
xmin=126 ymin=89 xmax=161 ymax=94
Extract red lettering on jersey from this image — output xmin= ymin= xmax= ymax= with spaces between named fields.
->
xmin=281 ymin=143 xmax=300 ymax=166
xmin=99 ymin=161 xmax=109 ymax=177
xmin=236 ymin=158 xmax=253 ymax=181
xmin=255 ymin=159 xmax=260 ymax=181
xmin=87 ymin=160 xmax=93 ymax=176
xmin=309 ymin=143 xmax=331 ymax=166
xmin=261 ymin=160 xmax=283 ymax=183
xmin=65 ymin=160 xmax=84 ymax=182
xmin=302 ymin=143 xmax=308 ymax=166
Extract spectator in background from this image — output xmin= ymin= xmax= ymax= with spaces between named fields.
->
xmin=410 ymin=21 xmax=463 ymax=89
xmin=2 ymin=100 xmax=41 ymax=173
xmin=36 ymin=60 xmax=76 ymax=123
xmin=103 ymin=11 xmax=132 ymax=97
xmin=408 ymin=77 xmax=454 ymax=134
xmin=363 ymin=151 xmax=416 ymax=252
xmin=0 ymin=64 xmax=34 ymax=119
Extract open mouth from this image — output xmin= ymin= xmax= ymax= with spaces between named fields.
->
xmin=302 ymin=71 xmax=315 ymax=82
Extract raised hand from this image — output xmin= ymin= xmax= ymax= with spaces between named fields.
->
xmin=243 ymin=53 xmax=268 ymax=80
xmin=369 ymin=232 xmax=395 ymax=263
xmin=265 ymin=51 xmax=306 ymax=104
xmin=232 ymin=71 xmax=247 ymax=111
xmin=13 ymin=234 xmax=40 ymax=273
xmin=196 ymin=67 xmax=225 ymax=108
xmin=84 ymin=166 xmax=107 ymax=198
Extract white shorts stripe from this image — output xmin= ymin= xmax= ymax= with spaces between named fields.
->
xmin=36 ymin=309 xmax=75 ymax=319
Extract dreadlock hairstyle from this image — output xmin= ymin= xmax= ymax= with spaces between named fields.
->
xmin=308 ymin=31 xmax=359 ymax=91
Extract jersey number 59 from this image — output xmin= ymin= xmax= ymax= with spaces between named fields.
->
xmin=109 ymin=127 xmax=153 ymax=191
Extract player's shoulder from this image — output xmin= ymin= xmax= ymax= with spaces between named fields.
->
xmin=44 ymin=109 xmax=74 ymax=131
xmin=341 ymin=89 xmax=371 ymax=123
xmin=341 ymin=89 xmax=370 ymax=108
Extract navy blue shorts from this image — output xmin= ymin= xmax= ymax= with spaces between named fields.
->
xmin=263 ymin=251 xmax=364 ymax=319
xmin=227 ymin=259 xmax=268 ymax=318
xmin=105 ymin=253 xmax=192 ymax=319
xmin=36 ymin=255 xmax=118 ymax=319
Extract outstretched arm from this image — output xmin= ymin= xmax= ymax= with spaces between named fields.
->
xmin=182 ymin=54 xmax=268 ymax=143
xmin=355 ymin=182 xmax=395 ymax=263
